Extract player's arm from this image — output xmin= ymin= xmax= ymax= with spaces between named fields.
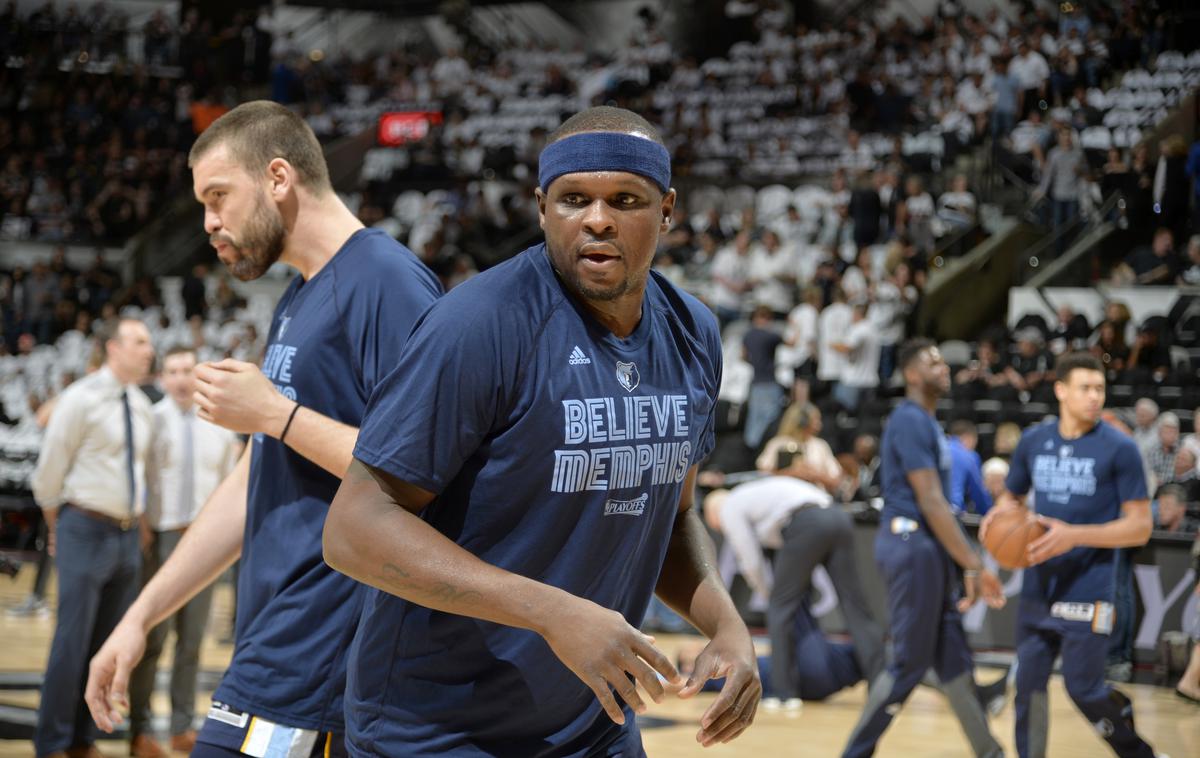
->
xmin=85 ymin=443 xmax=252 ymax=731
xmin=910 ymin=468 xmax=1005 ymax=610
xmin=653 ymin=464 xmax=761 ymax=747
xmin=324 ymin=459 xmax=681 ymax=727
xmin=911 ymin=468 xmax=987 ymax=569
xmin=194 ymin=359 xmax=359 ymax=477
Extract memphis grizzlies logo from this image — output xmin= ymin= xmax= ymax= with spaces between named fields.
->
xmin=616 ymin=361 xmax=640 ymax=393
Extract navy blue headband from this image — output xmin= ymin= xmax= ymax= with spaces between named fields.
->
xmin=538 ymin=132 xmax=672 ymax=193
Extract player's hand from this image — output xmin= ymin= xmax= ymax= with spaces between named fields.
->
xmin=1027 ymin=516 xmax=1077 ymax=565
xmin=194 ymin=359 xmax=292 ymax=436
xmin=958 ymin=569 xmax=1006 ymax=612
xmin=540 ymin=596 xmax=681 ymax=725
xmin=84 ymin=618 xmax=147 ymax=732
xmin=677 ymin=623 xmax=761 ymax=747
xmin=978 ymin=503 xmax=1018 ymax=544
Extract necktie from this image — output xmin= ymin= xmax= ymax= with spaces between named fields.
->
xmin=122 ymin=390 xmax=136 ymax=514
xmin=180 ymin=411 xmax=195 ymax=521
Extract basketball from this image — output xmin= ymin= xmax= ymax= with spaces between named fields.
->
xmin=982 ymin=509 xmax=1047 ymax=570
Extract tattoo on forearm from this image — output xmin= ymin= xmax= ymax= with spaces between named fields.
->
xmin=374 ymin=562 xmax=420 ymax=591
xmin=426 ymin=582 xmax=483 ymax=604
xmin=373 ymin=563 xmax=482 ymax=605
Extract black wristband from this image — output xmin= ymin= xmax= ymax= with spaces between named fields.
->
xmin=280 ymin=402 xmax=301 ymax=443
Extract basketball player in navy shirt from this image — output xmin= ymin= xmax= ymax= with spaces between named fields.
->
xmin=843 ymin=339 xmax=1005 ymax=758
xmin=84 ymin=102 xmax=441 ymax=756
xmin=324 ymin=107 xmax=760 ymax=756
xmin=982 ymin=352 xmax=1158 ymax=758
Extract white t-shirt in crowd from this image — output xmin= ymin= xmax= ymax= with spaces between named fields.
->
xmin=840 ymin=317 xmax=881 ymax=388
xmin=817 ymin=301 xmax=853 ymax=382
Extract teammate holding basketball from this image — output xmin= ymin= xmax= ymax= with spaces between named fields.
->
xmin=84 ymin=101 xmax=441 ymax=756
xmin=843 ymin=339 xmax=1005 ymax=758
xmin=982 ymin=351 xmax=1159 ymax=758
xmin=323 ymin=106 xmax=760 ymax=756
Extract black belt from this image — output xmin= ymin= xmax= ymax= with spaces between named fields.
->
xmin=63 ymin=503 xmax=138 ymax=531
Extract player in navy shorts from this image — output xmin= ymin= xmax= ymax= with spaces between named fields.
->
xmin=323 ymin=106 xmax=761 ymax=757
xmin=843 ymin=339 xmax=1006 ymax=758
xmin=84 ymin=101 xmax=441 ymax=757
xmin=982 ymin=352 xmax=1160 ymax=758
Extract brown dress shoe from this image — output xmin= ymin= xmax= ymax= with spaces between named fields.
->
xmin=129 ymin=734 xmax=167 ymax=758
xmin=169 ymin=730 xmax=197 ymax=753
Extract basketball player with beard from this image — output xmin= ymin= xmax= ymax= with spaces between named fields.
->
xmin=84 ymin=101 xmax=441 ymax=757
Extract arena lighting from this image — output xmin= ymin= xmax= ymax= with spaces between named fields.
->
xmin=377 ymin=110 xmax=443 ymax=146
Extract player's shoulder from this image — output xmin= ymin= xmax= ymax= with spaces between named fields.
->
xmin=1094 ymin=420 xmax=1141 ymax=455
xmin=1013 ymin=418 xmax=1056 ymax=451
xmin=331 ymin=228 xmax=442 ymax=298
xmin=646 ymin=269 xmax=721 ymax=352
xmin=415 ymin=245 xmax=563 ymax=341
xmin=888 ymin=399 xmax=925 ymax=423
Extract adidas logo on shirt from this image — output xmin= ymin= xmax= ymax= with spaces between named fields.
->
xmin=568 ymin=346 xmax=592 ymax=365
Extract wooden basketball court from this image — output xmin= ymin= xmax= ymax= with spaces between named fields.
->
xmin=2 ymin=571 xmax=1196 ymax=757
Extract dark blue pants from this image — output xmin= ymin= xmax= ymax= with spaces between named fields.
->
xmin=790 ymin=603 xmax=862 ymax=700
xmin=1015 ymin=609 xmax=1156 ymax=758
xmin=34 ymin=507 xmax=140 ymax=756
xmin=843 ymin=527 xmax=999 ymax=758
xmin=704 ymin=604 xmax=862 ymax=700
xmin=191 ymin=733 xmax=349 ymax=757
xmin=768 ymin=507 xmax=884 ymax=699
xmin=1107 ymin=549 xmax=1135 ymax=667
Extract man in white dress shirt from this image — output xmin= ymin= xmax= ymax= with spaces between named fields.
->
xmin=30 ymin=318 xmax=155 ymax=758
xmin=704 ymin=477 xmax=885 ymax=707
xmin=127 ymin=346 xmax=241 ymax=756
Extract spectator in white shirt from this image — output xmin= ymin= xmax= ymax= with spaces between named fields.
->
xmin=1010 ymin=39 xmax=1050 ymax=117
xmin=817 ymin=286 xmax=853 ymax=388
xmin=871 ymin=262 xmax=917 ymax=383
xmin=29 ymin=318 xmax=155 ymax=758
xmin=832 ymin=300 xmax=881 ymax=412
xmin=127 ymin=346 xmax=241 ymax=754
xmin=748 ymin=229 xmax=798 ymax=316
xmin=937 ymin=174 xmax=978 ymax=231
xmin=840 ymin=130 xmax=875 ymax=172
xmin=431 ymin=48 xmax=471 ymax=91
xmin=896 ymin=176 xmax=936 ymax=253
xmin=777 ymin=286 xmax=822 ymax=386
xmin=709 ymin=230 xmax=754 ymax=327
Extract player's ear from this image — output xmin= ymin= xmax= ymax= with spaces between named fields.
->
xmin=534 ymin=187 xmax=548 ymax=230
xmin=1053 ymin=379 xmax=1066 ymax=405
xmin=661 ymin=188 xmax=677 ymax=230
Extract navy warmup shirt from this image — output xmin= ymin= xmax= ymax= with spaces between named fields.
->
xmin=212 ymin=229 xmax=441 ymax=731
xmin=1005 ymin=419 xmax=1148 ymax=610
xmin=880 ymin=399 xmax=952 ymax=527
xmin=348 ymin=243 xmax=722 ymax=757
